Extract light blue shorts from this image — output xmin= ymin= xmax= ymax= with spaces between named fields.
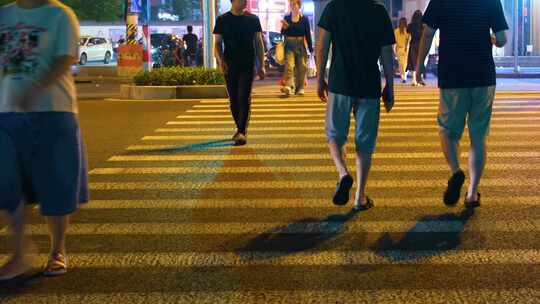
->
xmin=0 ymin=112 xmax=89 ymax=216
xmin=438 ymin=86 xmax=496 ymax=142
xmin=325 ymin=93 xmax=381 ymax=154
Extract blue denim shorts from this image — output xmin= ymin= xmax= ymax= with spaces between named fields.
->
xmin=325 ymin=93 xmax=381 ymax=153
xmin=0 ymin=112 xmax=89 ymax=216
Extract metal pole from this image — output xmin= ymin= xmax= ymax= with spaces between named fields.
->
xmin=203 ymin=0 xmax=217 ymax=69
xmin=514 ymin=0 xmax=520 ymax=73
xmin=143 ymin=0 xmax=152 ymax=70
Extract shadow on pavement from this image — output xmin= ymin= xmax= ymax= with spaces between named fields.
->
xmin=0 ymin=271 xmax=43 ymax=299
xmin=373 ymin=207 xmax=476 ymax=262
xmin=129 ymin=139 xmax=234 ymax=154
xmin=238 ymin=209 xmax=359 ymax=260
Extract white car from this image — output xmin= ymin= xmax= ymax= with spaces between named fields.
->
xmin=78 ymin=36 xmax=113 ymax=65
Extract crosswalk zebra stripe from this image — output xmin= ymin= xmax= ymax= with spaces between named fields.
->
xmin=192 ymin=100 xmax=540 ymax=108
xmin=165 ymin=117 xmax=540 ymax=125
xmin=176 ymin=111 xmax=540 ymax=118
xmin=1 ymin=250 xmax=539 ymax=266
xmin=5 ymin=221 xmax=540 ymax=235
xmin=88 ymin=178 xmax=540 ymax=190
xmin=81 ymin=195 xmax=540 ymax=209
xmin=141 ymin=131 xmax=540 ymax=141
xmin=126 ymin=141 xmax=540 ymax=151
xmin=108 ymin=152 xmax=540 ymax=162
xmin=186 ymin=105 xmax=540 ymax=113
xmin=154 ymin=124 xmax=540 ymax=133
xmin=89 ymin=163 xmax=540 ymax=175
xmin=6 ymin=289 xmax=538 ymax=304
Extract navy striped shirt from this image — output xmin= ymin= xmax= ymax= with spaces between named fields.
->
xmin=423 ymin=0 xmax=508 ymax=89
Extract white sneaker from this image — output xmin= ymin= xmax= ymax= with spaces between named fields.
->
xmin=295 ymin=89 xmax=305 ymax=96
xmin=281 ymin=86 xmax=291 ymax=96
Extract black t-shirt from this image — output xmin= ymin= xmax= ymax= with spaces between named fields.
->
xmin=422 ymin=0 xmax=509 ymax=89
xmin=213 ymin=11 xmax=262 ymax=69
xmin=183 ymin=33 xmax=198 ymax=54
xmin=281 ymin=14 xmax=313 ymax=53
xmin=318 ymin=0 xmax=395 ymax=99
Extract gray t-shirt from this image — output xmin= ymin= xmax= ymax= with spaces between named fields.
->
xmin=0 ymin=0 xmax=80 ymax=113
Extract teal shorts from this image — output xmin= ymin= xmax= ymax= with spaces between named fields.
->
xmin=438 ymin=86 xmax=496 ymax=142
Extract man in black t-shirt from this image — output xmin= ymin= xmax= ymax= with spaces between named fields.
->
xmin=317 ymin=0 xmax=395 ymax=210
xmin=183 ymin=25 xmax=198 ymax=66
xmin=213 ymin=0 xmax=266 ymax=146
xmin=416 ymin=0 xmax=508 ymax=208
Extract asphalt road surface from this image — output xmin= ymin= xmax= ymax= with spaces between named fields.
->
xmin=1 ymin=82 xmax=540 ymax=303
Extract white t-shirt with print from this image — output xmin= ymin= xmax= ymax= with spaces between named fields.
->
xmin=0 ymin=0 xmax=80 ymax=113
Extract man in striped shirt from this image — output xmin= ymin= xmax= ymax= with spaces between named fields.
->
xmin=416 ymin=0 xmax=508 ymax=208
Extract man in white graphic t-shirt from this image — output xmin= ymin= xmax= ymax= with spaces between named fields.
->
xmin=0 ymin=0 xmax=89 ymax=281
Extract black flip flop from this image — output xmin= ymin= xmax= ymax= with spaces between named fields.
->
xmin=444 ymin=170 xmax=465 ymax=206
xmin=333 ymin=175 xmax=353 ymax=206
xmin=352 ymin=197 xmax=374 ymax=212
xmin=464 ymin=192 xmax=481 ymax=208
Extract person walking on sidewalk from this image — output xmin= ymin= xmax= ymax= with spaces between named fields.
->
xmin=213 ymin=0 xmax=266 ymax=146
xmin=182 ymin=25 xmax=198 ymax=67
xmin=395 ymin=17 xmax=411 ymax=84
xmin=280 ymin=0 xmax=313 ymax=96
xmin=317 ymin=0 xmax=395 ymax=210
xmin=407 ymin=10 xmax=425 ymax=86
xmin=416 ymin=0 xmax=508 ymax=207
xmin=0 ymin=0 xmax=89 ymax=281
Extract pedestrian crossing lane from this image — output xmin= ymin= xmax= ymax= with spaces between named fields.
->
xmin=4 ymin=90 xmax=540 ymax=302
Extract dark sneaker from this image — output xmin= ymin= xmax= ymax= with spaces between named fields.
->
xmin=444 ymin=170 xmax=465 ymax=206
xmin=333 ymin=174 xmax=353 ymax=206
xmin=464 ymin=192 xmax=481 ymax=208
xmin=352 ymin=196 xmax=374 ymax=212
xmin=233 ymin=133 xmax=247 ymax=146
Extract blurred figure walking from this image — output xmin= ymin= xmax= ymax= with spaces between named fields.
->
xmin=394 ymin=17 xmax=410 ymax=83
xmin=280 ymin=0 xmax=313 ymax=96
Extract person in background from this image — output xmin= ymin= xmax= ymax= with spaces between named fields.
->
xmin=317 ymin=0 xmax=395 ymax=210
xmin=0 ymin=0 xmax=88 ymax=281
xmin=407 ymin=10 xmax=425 ymax=86
xmin=213 ymin=0 xmax=266 ymax=146
xmin=183 ymin=25 xmax=198 ymax=66
xmin=394 ymin=17 xmax=410 ymax=84
xmin=416 ymin=0 xmax=508 ymax=207
xmin=280 ymin=0 xmax=313 ymax=96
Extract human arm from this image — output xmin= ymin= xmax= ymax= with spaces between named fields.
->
xmin=304 ymin=16 xmax=314 ymax=54
xmin=316 ymin=27 xmax=331 ymax=102
xmin=213 ymin=34 xmax=228 ymax=74
xmin=380 ymin=45 xmax=394 ymax=113
xmin=254 ymin=31 xmax=266 ymax=79
xmin=17 ymin=9 xmax=79 ymax=109
xmin=490 ymin=0 xmax=509 ymax=47
xmin=492 ymin=31 xmax=507 ymax=47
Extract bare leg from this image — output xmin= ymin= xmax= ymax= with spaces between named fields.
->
xmin=466 ymin=138 xmax=486 ymax=202
xmin=440 ymin=131 xmax=461 ymax=174
xmin=328 ymin=140 xmax=349 ymax=179
xmin=0 ymin=203 xmax=31 ymax=279
xmin=354 ymin=151 xmax=373 ymax=205
xmin=46 ymin=215 xmax=69 ymax=256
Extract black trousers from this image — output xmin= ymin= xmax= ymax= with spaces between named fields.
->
xmin=225 ymin=63 xmax=254 ymax=134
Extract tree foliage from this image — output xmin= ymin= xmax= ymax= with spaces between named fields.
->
xmin=0 ymin=0 xmax=201 ymax=22
xmin=0 ymin=0 xmax=124 ymax=22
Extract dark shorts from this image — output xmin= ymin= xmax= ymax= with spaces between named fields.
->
xmin=0 ymin=112 xmax=89 ymax=216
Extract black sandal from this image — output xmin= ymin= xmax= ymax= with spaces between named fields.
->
xmin=444 ymin=170 xmax=465 ymax=206
xmin=333 ymin=175 xmax=353 ymax=206
xmin=464 ymin=192 xmax=481 ymax=208
xmin=353 ymin=197 xmax=374 ymax=212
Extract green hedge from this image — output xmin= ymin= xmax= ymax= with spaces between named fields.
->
xmin=133 ymin=67 xmax=225 ymax=86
